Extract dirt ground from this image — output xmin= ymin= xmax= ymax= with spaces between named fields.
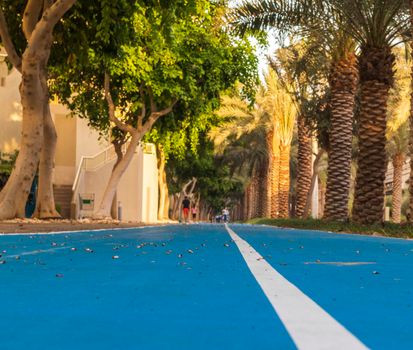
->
xmin=0 ymin=220 xmax=150 ymax=234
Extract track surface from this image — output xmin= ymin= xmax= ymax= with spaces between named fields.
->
xmin=0 ymin=224 xmax=412 ymax=349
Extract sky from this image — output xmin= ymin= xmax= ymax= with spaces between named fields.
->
xmin=227 ymin=0 xmax=279 ymax=82
xmin=251 ymin=33 xmax=279 ymax=82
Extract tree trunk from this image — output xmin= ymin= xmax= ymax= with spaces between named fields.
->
xmin=295 ymin=115 xmax=312 ymax=218
xmin=269 ymin=129 xmax=280 ymax=218
xmin=264 ymin=131 xmax=273 ymax=217
xmin=252 ymin=168 xmax=260 ymax=218
xmin=352 ymin=46 xmax=394 ymax=224
xmin=258 ymin=160 xmax=268 ymax=218
xmin=247 ymin=183 xmax=253 ymax=220
xmin=392 ymin=153 xmax=404 ymax=223
xmin=34 ymin=102 xmax=60 ymax=218
xmin=408 ymin=0 xmax=413 ymax=223
xmin=318 ymin=178 xmax=326 ymax=218
xmin=94 ymin=132 xmax=140 ymax=218
xmin=243 ymin=188 xmax=248 ymax=221
xmin=0 ymin=0 xmax=77 ymax=219
xmin=304 ymin=149 xmax=325 ymax=217
xmin=157 ymin=146 xmax=167 ymax=221
xmin=0 ymin=60 xmax=44 ymax=218
xmin=33 ymin=2 xmax=60 ymax=219
xmin=110 ymin=139 xmax=125 ymax=219
xmin=171 ymin=194 xmax=179 ymax=220
xmin=324 ymin=53 xmax=358 ymax=221
xmin=278 ymin=144 xmax=291 ymax=218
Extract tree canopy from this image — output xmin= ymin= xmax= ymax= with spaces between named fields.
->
xmin=48 ymin=0 xmax=258 ymax=142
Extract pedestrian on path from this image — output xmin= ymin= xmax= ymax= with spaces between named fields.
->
xmin=182 ymin=196 xmax=190 ymax=223
xmin=191 ymin=206 xmax=197 ymax=222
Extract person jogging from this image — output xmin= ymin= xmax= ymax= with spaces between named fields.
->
xmin=182 ymin=196 xmax=190 ymax=223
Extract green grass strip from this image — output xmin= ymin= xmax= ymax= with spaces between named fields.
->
xmin=247 ymin=218 xmax=413 ymax=239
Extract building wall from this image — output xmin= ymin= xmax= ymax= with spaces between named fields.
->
xmin=140 ymin=144 xmax=158 ymax=223
xmin=75 ymin=117 xmax=108 ymax=169
xmin=80 ymin=145 xmax=158 ymax=223
xmin=0 ymin=69 xmax=109 ymax=186
xmin=0 ymin=69 xmax=158 ymax=223
xmin=54 ymin=114 xmax=77 ymax=185
xmin=0 ymin=69 xmax=23 ymax=153
xmin=117 ymin=154 xmax=140 ymax=221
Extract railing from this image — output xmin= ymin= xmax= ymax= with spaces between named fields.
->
xmin=70 ymin=141 xmax=131 ymax=219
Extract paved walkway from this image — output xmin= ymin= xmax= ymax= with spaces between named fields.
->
xmin=0 ymin=224 xmax=412 ymax=349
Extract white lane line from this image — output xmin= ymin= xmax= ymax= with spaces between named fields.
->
xmin=225 ymin=224 xmax=369 ymax=350
xmin=5 ymin=246 xmax=71 ymax=258
xmin=0 ymin=225 xmax=150 ymax=236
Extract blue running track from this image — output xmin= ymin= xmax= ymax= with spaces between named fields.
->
xmin=0 ymin=224 xmax=412 ymax=349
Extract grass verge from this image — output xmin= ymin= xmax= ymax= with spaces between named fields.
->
xmin=247 ymin=218 xmax=413 ymax=239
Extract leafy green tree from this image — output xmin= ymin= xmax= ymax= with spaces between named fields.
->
xmin=50 ymin=1 xmax=257 ymax=218
xmin=166 ymin=138 xmax=244 ymax=220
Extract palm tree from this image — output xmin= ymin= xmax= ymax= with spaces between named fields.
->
xmin=271 ymin=40 xmax=331 ymax=219
xmin=387 ymin=47 xmax=410 ymax=223
xmin=233 ymin=0 xmax=410 ymax=224
xmin=408 ymin=0 xmax=413 ymax=222
xmin=232 ymin=0 xmax=358 ymax=221
xmin=213 ymin=71 xmax=297 ymax=219
xmin=211 ymin=92 xmax=270 ymax=219
xmin=323 ymin=37 xmax=358 ymax=221
xmin=295 ymin=115 xmax=313 ymax=217
xmin=333 ymin=0 xmax=409 ymax=224
xmin=388 ymin=122 xmax=409 ymax=223
xmin=259 ymin=70 xmax=297 ymax=217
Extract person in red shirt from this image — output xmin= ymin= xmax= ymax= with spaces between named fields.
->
xmin=182 ymin=196 xmax=190 ymax=223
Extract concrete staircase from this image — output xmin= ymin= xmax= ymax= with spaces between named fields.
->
xmin=53 ymin=184 xmax=72 ymax=218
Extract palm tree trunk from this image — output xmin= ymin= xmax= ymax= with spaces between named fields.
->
xmin=408 ymin=0 xmax=413 ymax=223
xmin=247 ymin=182 xmax=253 ymax=220
xmin=251 ymin=167 xmax=260 ymax=218
xmin=269 ymin=129 xmax=280 ymax=218
xmin=352 ymin=46 xmax=395 ymax=224
xmin=259 ymin=158 xmax=269 ymax=217
xmin=392 ymin=153 xmax=404 ymax=223
xmin=243 ymin=189 xmax=248 ymax=220
xmin=324 ymin=53 xmax=358 ymax=221
xmin=295 ymin=115 xmax=312 ymax=218
xmin=264 ymin=131 xmax=274 ymax=217
xmin=278 ymin=144 xmax=291 ymax=218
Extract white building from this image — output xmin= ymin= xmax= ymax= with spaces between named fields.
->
xmin=0 ymin=68 xmax=158 ymax=223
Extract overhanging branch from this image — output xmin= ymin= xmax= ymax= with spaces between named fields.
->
xmin=0 ymin=5 xmax=22 ymax=72
xmin=104 ymin=72 xmax=137 ymax=135
xmin=22 ymin=0 xmax=43 ymax=40
xmin=26 ymin=0 xmax=77 ymax=58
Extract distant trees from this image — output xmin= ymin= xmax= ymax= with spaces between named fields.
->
xmin=211 ymin=69 xmax=296 ymax=220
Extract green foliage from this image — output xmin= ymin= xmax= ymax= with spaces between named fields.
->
xmin=0 ymin=151 xmax=18 ymax=175
xmin=167 ymin=139 xmax=243 ymax=211
xmin=48 ymin=1 xmax=258 ymax=142
xmin=271 ymin=39 xmax=331 ymax=150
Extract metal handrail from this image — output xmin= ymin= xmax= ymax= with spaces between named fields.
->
xmin=70 ymin=141 xmax=131 ymax=218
